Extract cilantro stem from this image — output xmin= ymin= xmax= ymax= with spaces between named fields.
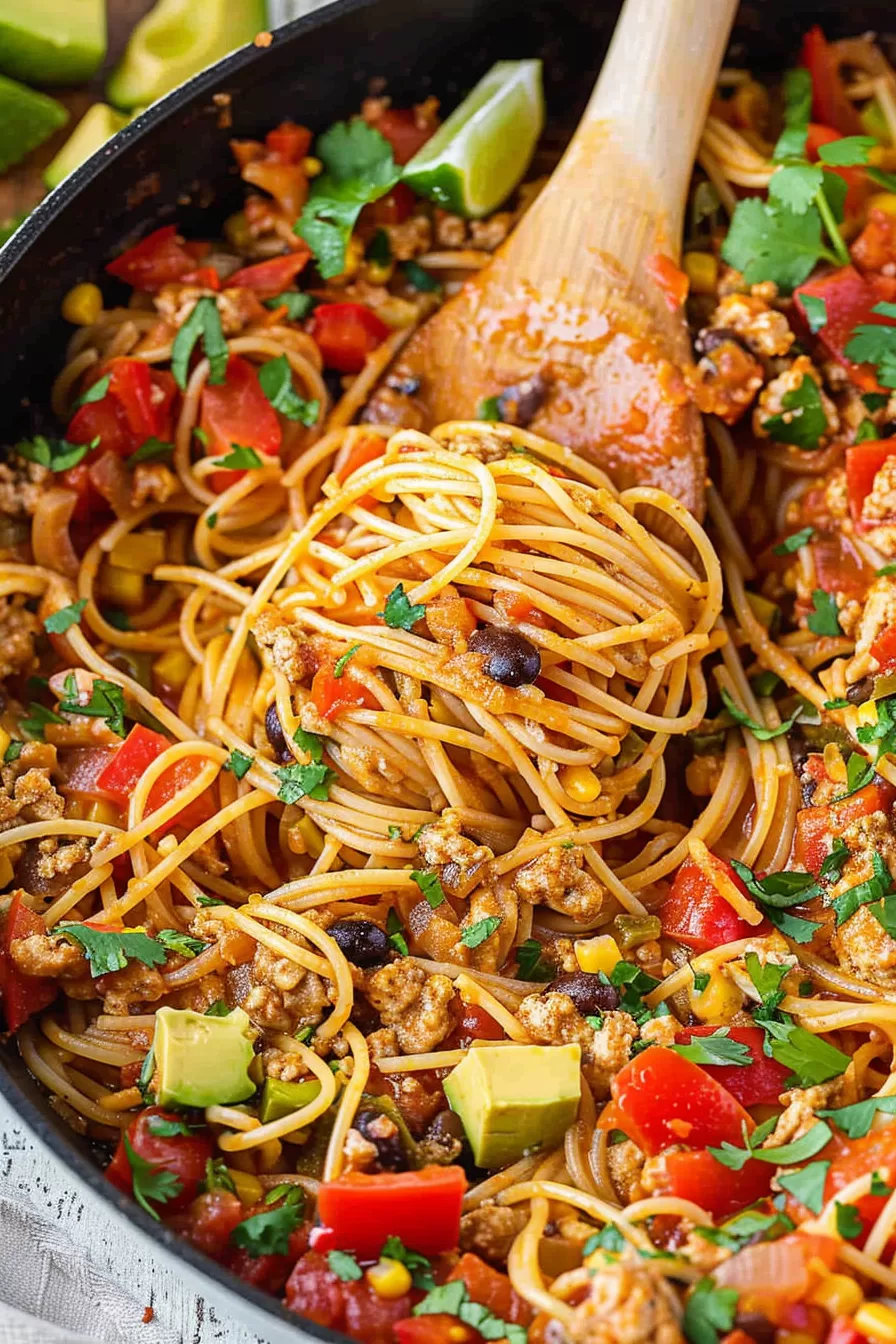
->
xmin=814 ymin=188 xmax=850 ymax=267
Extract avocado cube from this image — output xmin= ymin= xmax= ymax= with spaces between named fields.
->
xmin=0 ymin=0 xmax=106 ymax=85
xmin=44 ymin=103 xmax=128 ymax=190
xmin=259 ymin=1077 xmax=322 ymax=1124
xmin=0 ymin=75 xmax=68 ymax=175
xmin=443 ymin=1043 xmax=581 ymax=1169
xmin=155 ymin=1005 xmax=256 ymax=1109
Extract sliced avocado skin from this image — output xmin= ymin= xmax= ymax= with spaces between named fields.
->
xmin=107 ymin=0 xmax=267 ymax=110
xmin=155 ymin=1005 xmax=256 ymax=1108
xmin=0 ymin=75 xmax=67 ymax=174
xmin=43 ymin=103 xmax=128 ymax=190
xmin=259 ymin=1077 xmax=321 ymax=1124
xmin=444 ymin=1043 xmax=581 ymax=1169
xmin=0 ymin=0 xmax=106 ymax=84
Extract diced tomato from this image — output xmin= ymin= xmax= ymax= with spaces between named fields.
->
xmin=146 ymin=756 xmax=215 ymax=837
xmin=805 ymin=124 xmax=868 ymax=220
xmin=660 ymin=855 xmax=768 ymax=952
xmin=815 ymin=1121 xmax=896 ymax=1241
xmin=449 ymin=1003 xmax=504 ymax=1048
xmin=852 ymin=208 xmax=896 ymax=274
xmin=801 ymin=27 xmax=862 ymax=136
xmin=106 ymin=1106 xmax=213 ymax=1213
xmin=312 ymin=1165 xmax=465 ymax=1259
xmin=67 ymin=360 xmax=178 ymax=481
xmin=227 ymin=1207 xmax=309 ymax=1294
xmin=846 ymin=439 xmax=896 ymax=526
xmin=645 ymin=253 xmax=689 ymax=309
xmin=287 ymin=1251 xmax=415 ymax=1344
xmin=368 ymin=107 xmax=436 ymax=165
xmin=809 ymin=533 xmax=875 ymax=605
xmin=0 ymin=894 xmax=58 ymax=1031
xmin=227 ymin=251 xmax=311 ymax=296
xmin=394 ymin=1316 xmax=470 ymax=1344
xmin=448 ymin=1254 xmax=531 ymax=1325
xmin=106 ymin=359 xmax=157 ymax=442
xmin=795 ymin=265 xmax=896 ymax=392
xmin=493 ymin=590 xmax=551 ymax=629
xmin=265 ymin=121 xmax=313 ymax=163
xmin=657 ymin=1148 xmax=772 ymax=1221
xmin=95 ymin=725 xmax=170 ymax=806
xmin=171 ymin=1190 xmax=246 ymax=1257
xmin=309 ymin=303 xmax=390 ymax=374
xmin=106 ymin=225 xmax=200 ymax=292
xmin=67 ymin=387 xmax=132 ymax=458
xmin=311 ymin=662 xmax=379 ymax=721
xmin=674 ymin=1026 xmax=791 ymax=1106
xmin=337 ymin=434 xmax=388 ymax=484
xmin=794 ymin=778 xmax=896 ymax=875
xmin=869 ymin=624 xmax=896 ymax=675
xmin=200 ymin=355 xmax=282 ymax=492
xmin=372 ymin=182 xmax=416 ymax=225
xmin=604 ymin=1047 xmax=757 ymax=1154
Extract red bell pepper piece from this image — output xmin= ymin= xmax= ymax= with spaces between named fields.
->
xmin=265 ymin=121 xmax=313 ymax=163
xmin=604 ymin=1047 xmax=757 ymax=1155
xmin=808 ymin=533 xmax=875 ymax=605
xmin=447 ymin=1254 xmax=531 ymax=1325
xmin=816 ymin=1121 xmax=896 ymax=1242
xmin=801 ymin=27 xmax=862 ymax=136
xmin=660 ymin=854 xmax=767 ymax=952
xmin=394 ymin=1318 xmax=462 ymax=1344
xmin=0 ymin=894 xmax=58 ymax=1031
xmin=95 ymin=725 xmax=170 ymax=806
xmin=312 ymin=1165 xmax=466 ymax=1259
xmin=146 ymin=756 xmax=215 ymax=837
xmin=449 ymin=1003 xmax=504 ymax=1048
xmin=846 ymin=439 xmax=896 ymax=526
xmin=309 ymin=303 xmax=390 ymax=374
xmin=107 ymin=1106 xmax=213 ymax=1213
xmin=106 ymin=225 xmax=202 ymax=292
xmin=869 ymin=625 xmax=896 ymax=676
xmin=657 ymin=1148 xmax=772 ymax=1221
xmin=368 ymin=107 xmax=436 ymax=165
xmin=795 ymin=265 xmax=896 ymax=393
xmin=311 ymin=660 xmax=379 ymax=721
xmin=372 ymin=182 xmax=416 ymax=226
xmin=806 ymin=124 xmax=868 ymax=220
xmin=674 ymin=1026 xmax=791 ymax=1106
xmin=794 ymin=778 xmax=896 ymax=875
xmin=227 ymin=251 xmax=311 ymax=297
xmin=199 ymin=355 xmax=282 ymax=492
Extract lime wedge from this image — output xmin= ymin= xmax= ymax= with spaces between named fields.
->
xmin=402 ymin=59 xmax=544 ymax=219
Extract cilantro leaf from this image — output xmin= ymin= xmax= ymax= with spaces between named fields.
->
xmin=275 ymin=761 xmax=336 ymax=804
xmin=870 ymin=894 xmax=896 ymax=938
xmin=845 ymin=316 xmax=896 ymax=389
xmin=58 ymin=677 xmax=127 ymax=737
xmin=129 ymin=436 xmax=174 ymax=465
xmin=379 ymin=582 xmax=426 ymax=630
xmin=855 ymin=417 xmax=879 ymax=442
xmin=583 ymin=1225 xmax=626 ymax=1256
xmin=460 ymin=916 xmax=502 ymax=948
xmin=720 ymin=688 xmax=797 ymax=741
xmin=201 ymin=1158 xmax=236 ymax=1193
xmin=137 ymin=1045 xmax=155 ymax=1102
xmin=773 ymin=526 xmax=814 ymax=555
xmin=777 ymin=1160 xmax=830 ymax=1214
xmin=3 ymin=740 xmax=22 ymax=762
xmin=820 ymin=836 xmax=850 ymax=883
xmin=857 ymin=694 xmax=896 ymax=763
xmin=413 ymin=1280 xmax=527 ymax=1344
xmin=20 ymin=701 xmax=64 ymax=739
xmin=297 ymin=120 xmax=400 ymax=279
xmin=386 ymin=907 xmax=409 ymax=957
xmin=762 ymin=1019 xmax=850 ymax=1087
xmin=15 ymin=434 xmax=93 ymax=472
xmin=171 ymin=296 xmax=228 ymax=390
xmin=818 ymin=136 xmax=876 ymax=167
xmin=223 ymin=748 xmax=253 ymax=779
xmin=258 ymin=354 xmax=319 ymax=426
xmin=477 ymin=396 xmax=502 ymax=422
xmin=873 ymin=1170 xmax=894 ymax=1197
xmin=380 ymin=1237 xmax=434 ymax=1290
xmin=264 ymin=292 xmax=314 ymax=320
xmin=327 ymin=1250 xmax=363 ymax=1280
xmin=43 ymin=600 xmax=86 ymax=634
xmin=293 ymin=726 xmax=324 ymax=763
xmin=213 ymin=444 xmax=263 ymax=470
xmin=761 ymin=375 xmax=827 ymax=449
xmin=709 ymin=1119 xmax=831 ymax=1171
xmin=123 ymin=1133 xmax=182 ymax=1220
xmin=692 ymin=969 xmax=710 ymax=994
xmin=773 ymin=68 xmax=812 ymax=161
xmin=830 ymin=850 xmax=895 ymax=926
xmin=333 ymin=644 xmax=360 ymax=677
xmin=824 ymin=697 xmax=851 ymax=710
xmin=721 ymin=197 xmax=834 ymax=291
xmin=807 ymin=588 xmax=842 ymax=636
xmin=744 ymin=951 xmax=789 ymax=1019
xmin=672 ymin=1029 xmax=752 ymax=1067
xmin=73 ymin=373 xmax=111 ymax=408
xmin=682 ymin=1277 xmax=738 ymax=1344
xmin=403 ymin=260 xmax=441 ymax=293
xmin=839 ymin=752 xmax=875 ymax=799
xmin=264 ymin=1184 xmax=304 ymax=1210
xmin=516 ymin=937 xmax=554 ymax=982
xmin=56 ymin=923 xmax=169 ymax=977
xmin=835 ymin=1201 xmax=864 ymax=1239
xmin=231 ymin=1202 xmax=303 ymax=1257
xmin=146 ymin=1115 xmax=193 ymax=1137
xmin=768 ymin=162 xmax=824 ymax=215
xmin=819 ymin=1094 xmax=896 ymax=1139
xmin=411 ymin=870 xmax=446 ymax=909
xmin=730 ymin=859 xmax=820 ymax=909
xmin=155 ymin=928 xmax=207 ymax=959
xmin=205 ymin=1000 xmax=231 ymax=1016
xmin=801 ymin=294 xmax=827 ymax=334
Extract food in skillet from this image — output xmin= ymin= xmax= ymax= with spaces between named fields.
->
xmin=10 ymin=28 xmax=896 ymax=1344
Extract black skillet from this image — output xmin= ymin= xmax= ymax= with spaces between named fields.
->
xmin=0 ymin=0 xmax=892 ymax=1339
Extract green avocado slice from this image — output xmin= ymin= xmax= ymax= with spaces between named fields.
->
xmin=259 ymin=1077 xmax=321 ymax=1124
xmin=107 ymin=0 xmax=267 ymax=110
xmin=0 ymin=0 xmax=106 ymax=85
xmin=44 ymin=103 xmax=128 ymax=190
xmin=0 ymin=75 xmax=68 ymax=174
xmin=154 ymin=1005 xmax=256 ymax=1108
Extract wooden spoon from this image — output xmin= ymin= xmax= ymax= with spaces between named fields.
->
xmin=372 ymin=0 xmax=738 ymax=518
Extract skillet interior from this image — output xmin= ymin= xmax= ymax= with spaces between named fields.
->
xmin=0 ymin=0 xmax=895 ymax=1338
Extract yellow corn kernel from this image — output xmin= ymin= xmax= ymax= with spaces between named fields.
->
xmin=100 ymin=563 xmax=144 ymax=609
xmin=366 ymin=1259 xmax=413 ymax=1299
xmin=809 ymin=1272 xmax=863 ymax=1317
xmin=447 ymin=1330 xmax=472 ymax=1344
xmin=429 ymin=697 xmax=461 ymax=727
xmin=683 ymin=251 xmax=718 ymax=295
xmin=109 ymin=530 xmax=166 ymax=575
xmin=575 ymin=935 xmax=620 ymax=976
xmin=295 ymin=813 xmax=324 ymax=859
xmin=689 ymin=970 xmax=744 ymax=1024
xmin=856 ymin=1304 xmax=896 ymax=1343
xmin=366 ymin=259 xmax=395 ymax=285
xmin=869 ymin=191 xmax=896 ymax=218
xmin=856 ymin=699 xmax=879 ymax=732
xmin=339 ymin=234 xmax=364 ymax=280
xmin=303 ymin=155 xmax=323 ymax=177
xmin=153 ymin=648 xmax=193 ymax=692
xmin=62 ymin=282 xmax=103 ymax=326
xmin=560 ymin=764 xmax=601 ymax=803
xmin=228 ymin=1169 xmax=264 ymax=1206
xmin=86 ymin=799 xmax=121 ymax=827
xmin=0 ymin=726 xmax=10 ymax=759
xmin=0 ymin=853 xmax=13 ymax=888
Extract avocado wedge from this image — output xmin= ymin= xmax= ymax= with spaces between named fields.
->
xmin=0 ymin=75 xmax=68 ymax=174
xmin=0 ymin=0 xmax=106 ymax=85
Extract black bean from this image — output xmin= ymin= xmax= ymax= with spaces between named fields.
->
xmin=695 ymin=326 xmax=748 ymax=357
xmin=264 ymin=703 xmax=292 ymax=763
xmin=426 ymin=1109 xmax=466 ymax=1144
xmin=882 ymin=420 xmax=896 ymax=439
xmin=468 ymin=626 xmax=541 ymax=688
xmin=548 ymin=972 xmax=620 ymax=1016
xmin=329 ymin=919 xmax=391 ymax=968
xmin=355 ymin=1108 xmax=408 ymax=1171
xmin=847 ymin=676 xmax=874 ymax=705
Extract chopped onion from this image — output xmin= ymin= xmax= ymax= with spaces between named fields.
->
xmin=715 ymin=1238 xmax=811 ymax=1303
xmin=32 ymin=488 xmax=79 ymax=579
